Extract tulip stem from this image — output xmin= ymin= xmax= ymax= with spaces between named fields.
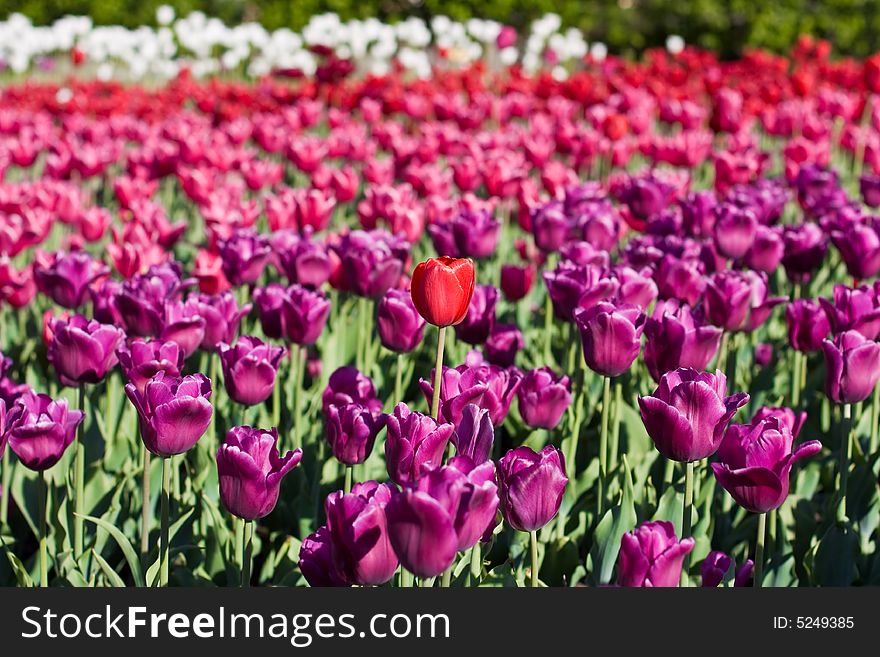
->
xmin=74 ymin=384 xmax=85 ymax=560
xmin=159 ymin=456 xmax=171 ymax=587
xmin=871 ymin=384 xmax=879 ymax=455
xmin=344 ymin=466 xmax=353 ymax=495
xmin=241 ymin=520 xmax=253 ymax=587
xmin=293 ymin=346 xmax=305 ymax=450
xmin=791 ymin=351 xmax=802 ymax=408
xmin=754 ymin=512 xmax=766 ymax=588
xmin=597 ymin=376 xmax=611 ymax=517
xmin=394 ymin=353 xmax=404 ymax=405
xmin=272 ymin=359 xmax=281 ymax=430
xmin=609 ymin=380 xmax=623 ymax=477
xmin=38 ymin=469 xmax=48 ymax=587
xmin=529 ymin=530 xmax=539 ymax=588
xmin=0 ymin=449 xmax=10 ymax=525
xmin=680 ymin=460 xmax=694 ymax=587
xmin=543 ymin=292 xmax=553 ymax=363
xmin=716 ymin=332 xmax=729 ymax=375
xmin=430 ymin=326 xmax=447 ymax=421
xmin=837 ymin=403 xmax=853 ymax=522
xmin=441 ymin=566 xmax=452 ymax=587
xmin=469 ymin=543 xmax=482 ymax=586
xmin=400 ymin=568 xmax=413 ymax=588
xmin=140 ymin=446 xmax=152 ymax=563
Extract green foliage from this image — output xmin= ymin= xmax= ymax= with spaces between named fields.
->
xmin=3 ymin=0 xmax=880 ymax=58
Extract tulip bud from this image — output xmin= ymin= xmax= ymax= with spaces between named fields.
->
xmin=47 ymin=315 xmax=125 ymax=387
xmin=5 ymin=391 xmax=83 ymax=471
xmin=218 ymin=229 xmax=271 ymax=287
xmin=298 ymin=526 xmax=350 ymax=587
xmin=822 ymin=330 xmax=880 ymax=403
xmin=325 ymin=481 xmax=398 ymax=586
xmin=384 ymin=403 xmax=453 ymax=486
xmin=219 ymin=336 xmax=287 ymax=406
xmin=376 ymin=288 xmax=427 ymax=353
xmin=644 ymin=300 xmax=722 ymax=382
xmin=455 ymin=284 xmax=498 ymax=345
xmin=484 ymin=323 xmax=524 ymax=367
xmin=451 ymin=403 xmax=494 ymax=463
xmin=712 ymin=416 xmax=822 ymax=513
xmin=497 ymin=445 xmax=567 ymax=532
xmin=499 ymin=264 xmax=535 ymax=302
xmin=639 ymin=368 xmax=749 ymax=462
xmin=701 ymin=551 xmax=754 ymax=587
xmin=325 ymin=402 xmax=385 ymax=466
xmin=217 ymin=426 xmax=302 ymax=520
xmin=117 ymin=339 xmax=184 ymax=394
xmin=322 ymin=367 xmax=383 ymax=417
xmin=576 ymin=301 xmax=645 ymax=378
xmin=410 ymin=256 xmax=476 ymax=327
xmin=786 ymin=299 xmax=831 ymax=352
xmin=617 ymin=520 xmax=695 ymax=587
xmin=125 ymin=373 xmax=213 ymax=457
xmin=34 ymin=250 xmax=109 ymax=309
xmin=516 ymin=367 xmax=572 ymax=430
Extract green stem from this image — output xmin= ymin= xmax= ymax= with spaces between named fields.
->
xmin=140 ymin=446 xmax=152 ymax=562
xmin=871 ymin=383 xmax=879 ymax=455
xmin=394 ymin=353 xmax=404 ymax=405
xmin=609 ymin=380 xmax=623 ymax=477
xmin=469 ymin=543 xmax=481 ymax=586
xmin=431 ymin=326 xmax=447 ymax=421
xmin=662 ymin=459 xmax=674 ymax=495
xmin=0 ymin=449 xmax=11 ymax=525
xmin=272 ymin=357 xmax=281 ymax=430
xmin=344 ymin=466 xmax=353 ymax=495
xmin=716 ymin=332 xmax=729 ymax=375
xmin=791 ymin=350 xmax=802 ymax=408
xmin=837 ymin=403 xmax=853 ymax=522
xmin=543 ymin=292 xmax=553 ymax=363
xmin=441 ymin=566 xmax=452 ymax=587
xmin=38 ymin=469 xmax=48 ymax=587
xmin=598 ymin=376 xmax=611 ymax=517
xmin=242 ymin=520 xmax=253 ymax=587
xmin=680 ymin=460 xmax=694 ymax=587
xmin=293 ymin=346 xmax=305 ymax=450
xmin=530 ymin=530 xmax=539 ymax=588
xmin=159 ymin=456 xmax=171 ymax=587
xmin=768 ymin=508 xmax=778 ymax=554
xmin=754 ymin=512 xmax=767 ymax=588
xmin=74 ymin=384 xmax=85 ymax=559
xmin=400 ymin=568 xmax=413 ymax=588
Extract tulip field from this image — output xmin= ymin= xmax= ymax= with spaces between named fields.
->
xmin=2 ymin=10 xmax=880 ymax=590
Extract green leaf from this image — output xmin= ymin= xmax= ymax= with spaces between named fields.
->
xmin=1 ymin=535 xmax=34 ymax=587
xmin=92 ymin=549 xmax=126 ymax=587
xmin=78 ymin=513 xmax=144 ymax=587
xmin=587 ymin=456 xmax=636 ymax=585
xmin=145 ymin=508 xmax=195 ymax=586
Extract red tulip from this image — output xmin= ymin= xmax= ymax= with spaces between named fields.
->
xmin=410 ymin=257 xmax=475 ymax=328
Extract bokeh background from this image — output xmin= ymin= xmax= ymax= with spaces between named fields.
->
xmin=1 ymin=0 xmax=878 ymax=58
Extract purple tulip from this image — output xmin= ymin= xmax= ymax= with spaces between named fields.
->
xmin=325 ymin=402 xmax=385 ymax=466
xmin=712 ymin=415 xmax=822 ymax=513
xmin=680 ymin=190 xmax=717 ymax=238
xmin=450 ymin=403 xmax=494 ymax=463
xmin=516 ymin=367 xmax=572 ymax=430
xmin=384 ymin=403 xmax=453 ymax=486
xmin=701 ymin=550 xmax=754 ymax=587
xmin=386 ymin=457 xmax=499 ymax=577
xmin=616 ymin=520 xmax=695 ymax=587
xmin=822 ymin=330 xmax=880 ymax=404
xmin=754 ymin=342 xmax=773 ymax=368
xmin=322 ymin=366 xmax=383 ymax=417
xmin=113 ymin=263 xmax=194 ymax=337
xmin=338 ymin=230 xmax=408 ymax=299
xmin=325 ymin=481 xmax=398 ymax=586
xmin=428 ymin=209 xmax=500 ymax=259
xmin=91 ymin=280 xmax=123 ymax=325
xmin=254 ymin=284 xmax=331 ymax=346
xmin=484 ymin=323 xmax=524 ymax=368
xmin=419 ymin=362 xmax=522 ymax=426
xmin=576 ymin=301 xmax=645 ymax=378
xmin=831 ymin=218 xmax=880 ymax=281
xmin=125 ymin=373 xmax=213 ymax=457
xmin=47 ymin=315 xmax=125 ymax=386
xmin=639 ymin=368 xmax=749 ymax=462
xmin=497 ymin=445 xmax=567 ymax=532
xmin=217 ymin=426 xmax=302 ymax=520
xmin=4 ymin=391 xmax=83 ymax=470
xmin=744 ymin=225 xmax=785 ymax=273
xmin=0 ymin=352 xmax=30 ymax=409
xmin=34 ymin=250 xmax=109 ymax=309
xmin=614 ymin=173 xmax=676 ymax=224
xmin=218 ymin=229 xmax=272 ymax=286
xmin=455 ymin=284 xmax=498 ymax=345
xmin=655 ymin=254 xmax=706 ymax=306
xmin=703 ymin=269 xmax=786 ymax=332
xmin=751 ymin=405 xmax=807 ymax=438
xmin=298 ymin=526 xmax=350 ymax=587
xmin=117 ymin=339 xmax=184 ymax=394
xmin=184 ymin=292 xmax=251 ymax=351
xmin=532 ymin=201 xmax=570 ymax=252
xmin=276 ymin=232 xmax=332 ymax=288
xmin=781 ymin=223 xmax=828 ymax=283
xmin=559 ymin=241 xmax=610 ymax=268
xmin=860 ymin=174 xmax=880 ymax=207
xmin=713 ymin=203 xmax=758 ymax=260
xmin=612 ymin=266 xmax=658 ymax=310
xmin=160 ymin=300 xmax=206 ymax=358
xmin=219 ymin=336 xmax=287 ymax=406
xmin=543 ymin=262 xmax=617 ymax=322
xmin=820 ymin=284 xmax=880 ymax=340
xmin=786 ymin=299 xmax=831 ymax=353
xmin=644 ymin=299 xmax=722 ymax=382
xmin=376 ymin=288 xmax=426 ymax=353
